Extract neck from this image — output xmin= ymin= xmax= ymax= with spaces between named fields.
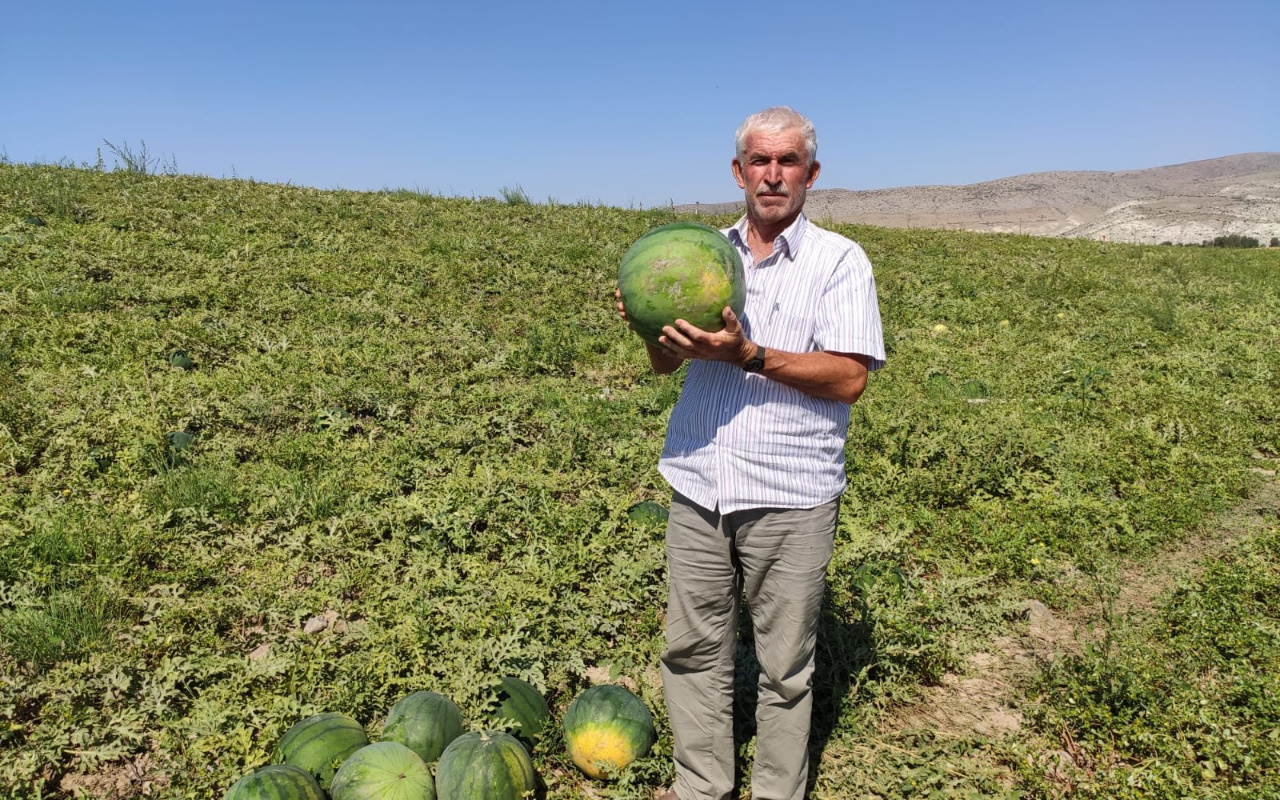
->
xmin=746 ymin=210 xmax=800 ymax=250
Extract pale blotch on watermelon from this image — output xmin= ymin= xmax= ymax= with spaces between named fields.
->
xmin=273 ymin=712 xmax=369 ymax=790
xmin=330 ymin=741 xmax=435 ymax=800
xmin=562 ymin=685 xmax=657 ymax=780
xmin=618 ymin=221 xmax=745 ymax=347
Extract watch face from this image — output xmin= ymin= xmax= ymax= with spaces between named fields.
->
xmin=745 ymin=346 xmax=765 ymax=373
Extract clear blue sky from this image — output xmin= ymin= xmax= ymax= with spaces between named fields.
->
xmin=4 ymin=0 xmax=1276 ymax=207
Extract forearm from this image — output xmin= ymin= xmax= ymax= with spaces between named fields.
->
xmin=651 ymin=307 xmax=871 ymax=402
xmin=754 ymin=348 xmax=870 ymax=405
xmin=646 ymin=342 xmax=685 ymax=375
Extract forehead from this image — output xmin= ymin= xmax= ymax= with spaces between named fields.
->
xmin=740 ymin=127 xmax=808 ymax=159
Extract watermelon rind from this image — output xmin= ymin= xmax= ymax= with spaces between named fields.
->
xmin=562 ymin=685 xmax=657 ymax=780
xmin=618 ymin=221 xmax=745 ymax=347
xmin=435 ymin=730 xmax=536 ymax=800
xmin=485 ymin=676 xmax=551 ymax=751
xmin=380 ymin=690 xmax=465 ymax=764
xmin=223 ymin=764 xmax=326 ymax=800
xmin=273 ymin=712 xmax=369 ymax=790
xmin=330 ymin=741 xmax=435 ymax=800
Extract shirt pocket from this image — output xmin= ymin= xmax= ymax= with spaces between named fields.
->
xmin=761 ymin=312 xmax=816 ymax=352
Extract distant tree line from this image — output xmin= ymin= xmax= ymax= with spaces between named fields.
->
xmin=1160 ymin=235 xmax=1274 ymax=248
xmin=1203 ymin=234 xmax=1261 ymax=248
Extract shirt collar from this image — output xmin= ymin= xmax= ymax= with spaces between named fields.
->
xmin=728 ymin=212 xmax=810 ymax=264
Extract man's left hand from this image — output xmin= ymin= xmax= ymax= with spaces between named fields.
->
xmin=658 ymin=307 xmax=754 ymax=366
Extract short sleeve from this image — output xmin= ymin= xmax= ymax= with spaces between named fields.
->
xmin=814 ymin=243 xmax=887 ymax=371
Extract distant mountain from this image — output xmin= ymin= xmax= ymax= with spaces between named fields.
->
xmin=675 ymin=153 xmax=1280 ymax=245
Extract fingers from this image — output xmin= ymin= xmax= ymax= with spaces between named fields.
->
xmin=722 ymin=307 xmax=741 ymax=334
xmin=654 ymin=310 xmax=747 ymax=362
xmin=656 ymin=339 xmax=688 ymax=359
xmin=660 ymin=322 xmax=694 ymax=351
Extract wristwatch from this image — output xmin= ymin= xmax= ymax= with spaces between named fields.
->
xmin=742 ymin=343 xmax=766 ymax=373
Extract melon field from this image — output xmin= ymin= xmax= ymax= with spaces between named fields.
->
xmin=1 ymin=161 xmax=1279 ymax=799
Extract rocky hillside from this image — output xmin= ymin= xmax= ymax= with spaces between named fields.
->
xmin=677 ymin=153 xmax=1280 ymax=245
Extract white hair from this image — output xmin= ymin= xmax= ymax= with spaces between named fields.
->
xmin=735 ymin=106 xmax=818 ymax=166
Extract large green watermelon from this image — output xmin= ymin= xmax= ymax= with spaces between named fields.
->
xmin=380 ymin=691 xmax=465 ymax=763
xmin=618 ymin=221 xmax=745 ymax=347
xmin=330 ymin=741 xmax=434 ymax=800
xmin=435 ymin=731 xmax=536 ymax=800
xmin=562 ymin=685 xmax=657 ymax=780
xmin=273 ymin=712 xmax=369 ymax=790
xmin=224 ymin=764 xmax=326 ymax=800
xmin=485 ymin=676 xmax=551 ymax=751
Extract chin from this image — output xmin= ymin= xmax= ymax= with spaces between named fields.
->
xmin=749 ymin=202 xmax=795 ymax=223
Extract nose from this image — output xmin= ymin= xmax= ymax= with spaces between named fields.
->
xmin=763 ymin=159 xmax=783 ymax=183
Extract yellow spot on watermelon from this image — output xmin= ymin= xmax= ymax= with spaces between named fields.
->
xmin=567 ymin=728 xmax=635 ymax=780
xmin=698 ymin=270 xmax=728 ymax=302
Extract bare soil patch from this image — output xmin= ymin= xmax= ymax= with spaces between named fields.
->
xmin=883 ymin=474 xmax=1280 ymax=740
xmin=58 ymin=753 xmax=165 ymax=799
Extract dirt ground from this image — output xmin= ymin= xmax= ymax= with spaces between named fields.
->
xmin=883 ymin=469 xmax=1280 ymax=742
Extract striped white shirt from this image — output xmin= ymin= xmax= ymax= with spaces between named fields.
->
xmin=658 ymin=213 xmax=886 ymax=514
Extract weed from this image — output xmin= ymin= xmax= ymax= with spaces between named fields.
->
xmin=100 ymin=139 xmax=178 ymax=176
xmin=0 ymin=584 xmax=124 ymax=674
xmin=500 ymin=184 xmax=533 ymax=205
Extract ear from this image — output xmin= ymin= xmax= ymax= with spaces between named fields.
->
xmin=805 ymin=159 xmax=821 ymax=189
xmin=732 ymin=157 xmax=746 ymax=189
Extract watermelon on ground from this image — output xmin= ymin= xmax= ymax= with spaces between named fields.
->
xmin=626 ymin=501 xmax=669 ymax=527
xmin=435 ymin=731 xmax=536 ymax=800
xmin=485 ymin=676 xmax=551 ymax=751
xmin=618 ymin=221 xmax=745 ymax=347
xmin=223 ymin=764 xmax=325 ymax=800
xmin=380 ymin=690 xmax=465 ymax=763
xmin=562 ymin=685 xmax=657 ymax=780
xmin=330 ymin=741 xmax=434 ymax=800
xmin=273 ymin=712 xmax=369 ymax=789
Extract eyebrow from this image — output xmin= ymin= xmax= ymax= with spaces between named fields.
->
xmin=747 ymin=150 xmax=803 ymax=161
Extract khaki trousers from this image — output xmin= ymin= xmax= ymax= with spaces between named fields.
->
xmin=661 ymin=491 xmax=838 ymax=800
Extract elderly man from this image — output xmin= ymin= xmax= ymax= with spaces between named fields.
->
xmin=621 ymin=107 xmax=886 ymax=800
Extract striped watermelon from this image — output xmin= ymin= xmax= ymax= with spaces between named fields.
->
xmin=330 ymin=741 xmax=435 ymax=800
xmin=380 ymin=690 xmax=464 ymax=763
xmin=223 ymin=764 xmax=325 ymax=800
xmin=273 ymin=712 xmax=369 ymax=789
xmin=618 ymin=221 xmax=745 ymax=347
xmin=435 ymin=731 xmax=536 ymax=800
xmin=486 ymin=676 xmax=550 ymax=751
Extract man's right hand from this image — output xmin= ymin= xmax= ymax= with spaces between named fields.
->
xmin=658 ymin=306 xmax=754 ymax=367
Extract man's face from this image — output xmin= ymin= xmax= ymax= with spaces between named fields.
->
xmin=732 ymin=127 xmax=820 ymax=229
